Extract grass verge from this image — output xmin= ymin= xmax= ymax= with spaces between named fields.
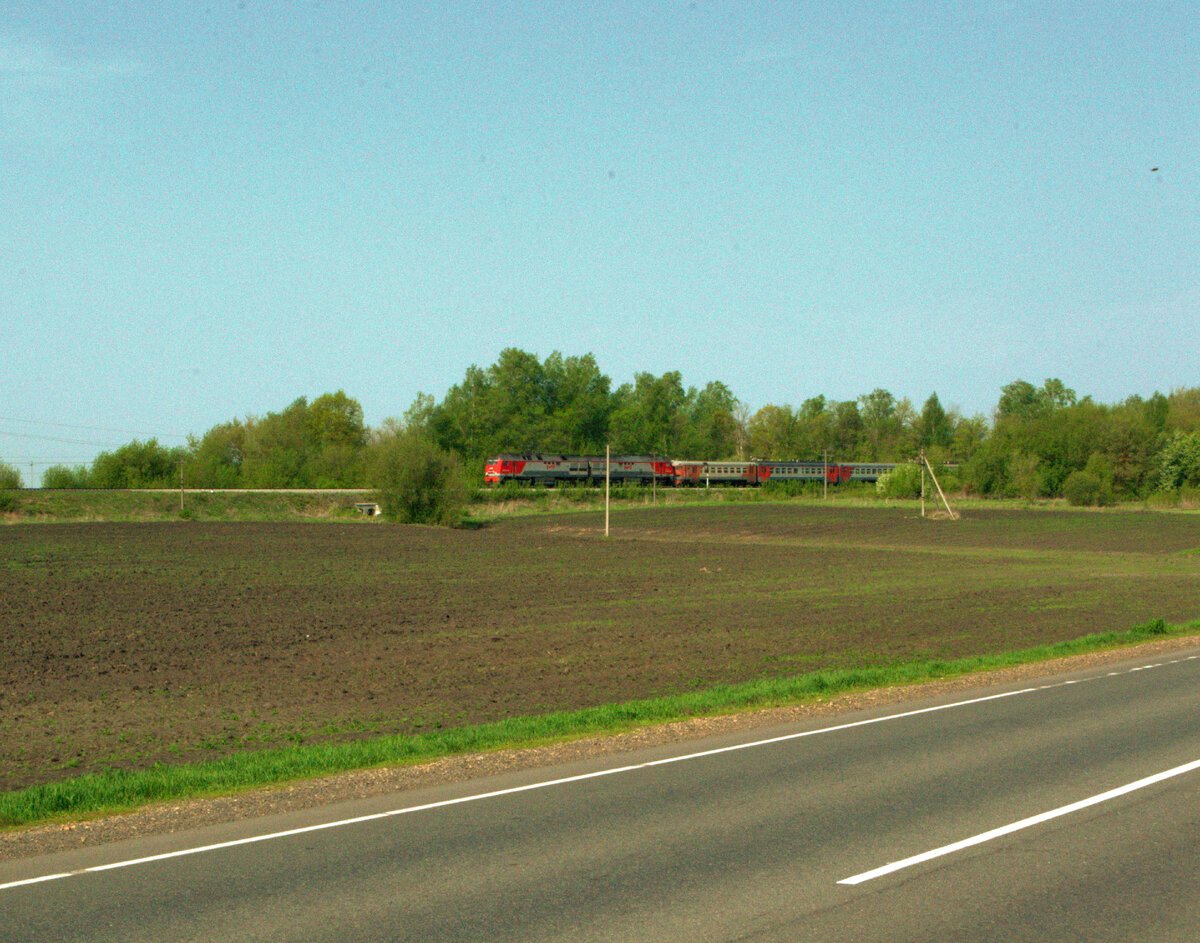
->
xmin=2 ymin=617 xmax=1195 ymax=830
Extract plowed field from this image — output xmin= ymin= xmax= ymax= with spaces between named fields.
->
xmin=3 ymin=505 xmax=1198 ymax=791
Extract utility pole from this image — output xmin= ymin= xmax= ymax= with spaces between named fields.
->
xmin=920 ymin=451 xmax=959 ymax=520
xmin=604 ymin=444 xmax=610 ymax=538
xmin=920 ymin=450 xmax=926 ymax=518
xmin=180 ymin=460 xmax=185 ymax=512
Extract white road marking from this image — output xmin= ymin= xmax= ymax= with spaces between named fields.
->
xmin=1 ymin=650 xmax=1194 ymax=893
xmin=839 ymin=758 xmax=1200 ymax=885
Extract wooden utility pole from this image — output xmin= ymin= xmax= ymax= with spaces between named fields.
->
xmin=180 ymin=460 xmax=185 ymax=512
xmin=920 ymin=451 xmax=926 ymax=518
xmin=920 ymin=451 xmax=959 ymax=519
xmin=604 ymin=444 xmax=610 ymax=538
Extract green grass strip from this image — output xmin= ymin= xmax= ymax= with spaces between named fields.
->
xmin=2 ymin=617 xmax=1196 ymax=830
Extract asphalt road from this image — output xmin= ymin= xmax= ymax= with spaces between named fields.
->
xmin=3 ymin=645 xmax=1199 ymax=942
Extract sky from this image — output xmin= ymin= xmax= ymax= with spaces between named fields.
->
xmin=3 ymin=1 xmax=1197 ymax=478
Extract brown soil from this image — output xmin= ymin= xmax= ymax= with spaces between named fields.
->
xmin=2 ymin=506 xmax=1197 ymax=795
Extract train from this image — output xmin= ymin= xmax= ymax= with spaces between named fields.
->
xmin=484 ymin=454 xmax=898 ymax=487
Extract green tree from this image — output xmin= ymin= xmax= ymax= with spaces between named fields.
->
xmin=1145 ymin=392 xmax=1170 ymax=432
xmin=987 ymin=379 xmax=1087 ymax=497
xmin=307 ymin=391 xmax=368 ymax=487
xmin=829 ymin=400 xmax=864 ymax=458
xmin=951 ymin=414 xmax=989 ymax=463
xmin=486 ymin=348 xmax=555 ymax=451
xmin=1156 ymin=431 xmax=1200 ymax=490
xmin=917 ymin=393 xmax=953 ymax=450
xmin=240 ymin=398 xmax=312 ymax=488
xmin=186 ymin=420 xmax=247 ymax=489
xmin=859 ymin=388 xmax=900 ymax=459
xmin=747 ymin=404 xmax=799 ymax=459
xmin=429 ymin=350 xmax=615 ymax=459
xmin=681 ymin=381 xmax=740 ymax=458
xmin=234 ymin=392 xmax=368 ymax=488
xmin=996 ymin=378 xmax=1075 ymax=422
xmin=1041 ymin=378 xmax=1077 ymax=411
xmin=542 ymin=352 xmax=613 ymax=453
xmin=961 ymin=440 xmax=1009 ymax=496
xmin=996 ymin=380 xmax=1043 ymax=421
xmin=431 ymin=364 xmax=495 ymax=459
xmin=795 ymin=396 xmax=832 ymax=457
xmin=1166 ymin=387 xmax=1200 ymax=433
xmin=401 ymin=393 xmax=437 ymax=436
xmin=307 ymin=391 xmax=366 ymax=449
xmin=608 ymin=371 xmax=688 ymax=454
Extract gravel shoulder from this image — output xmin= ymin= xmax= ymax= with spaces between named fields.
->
xmin=4 ymin=634 xmax=1196 ymax=864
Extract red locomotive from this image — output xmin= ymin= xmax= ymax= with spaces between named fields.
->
xmin=484 ymin=454 xmax=675 ymax=487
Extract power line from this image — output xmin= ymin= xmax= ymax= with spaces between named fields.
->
xmin=0 ymin=417 xmax=189 ymax=439
xmin=0 ymin=430 xmax=122 ymax=447
xmin=1 ymin=460 xmax=89 ymax=467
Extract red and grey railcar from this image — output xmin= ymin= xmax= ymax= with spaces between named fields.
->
xmin=672 ymin=460 xmax=895 ymax=486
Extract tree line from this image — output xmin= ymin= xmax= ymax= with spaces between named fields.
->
xmin=10 ymin=349 xmax=1200 ymax=505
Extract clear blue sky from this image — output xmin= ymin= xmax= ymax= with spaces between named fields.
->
xmin=3 ymin=1 xmax=1197 ymax=475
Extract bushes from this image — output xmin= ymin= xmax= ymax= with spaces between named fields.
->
xmin=1063 ymin=471 xmax=1102 ymax=507
xmin=0 ymin=461 xmax=19 ymax=512
xmin=41 ymin=464 xmax=91 ymax=489
xmin=90 ymin=439 xmax=183 ymax=489
xmin=876 ymin=463 xmax=922 ymax=498
xmin=0 ymin=460 xmax=21 ymax=490
xmin=368 ymin=430 xmax=470 ymax=525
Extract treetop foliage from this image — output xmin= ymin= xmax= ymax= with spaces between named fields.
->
xmin=36 ymin=352 xmax=1200 ymax=503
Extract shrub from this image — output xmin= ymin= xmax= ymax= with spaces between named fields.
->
xmin=0 ymin=461 xmax=18 ymax=512
xmin=41 ymin=464 xmax=91 ymax=489
xmin=1063 ymin=471 xmax=1102 ymax=507
xmin=0 ymin=460 xmax=21 ymax=490
xmin=90 ymin=439 xmax=183 ymax=489
xmin=876 ymin=462 xmax=922 ymax=499
xmin=1130 ymin=618 xmax=1167 ymax=636
xmin=1007 ymin=451 xmax=1044 ymax=501
xmin=368 ymin=430 xmax=470 ymax=525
